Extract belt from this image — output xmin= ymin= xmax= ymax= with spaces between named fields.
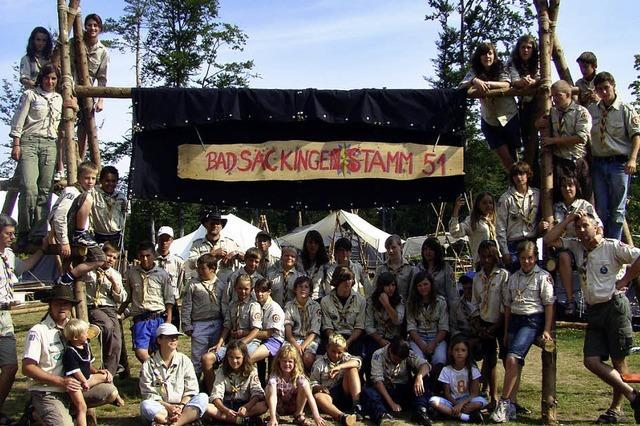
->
xmin=133 ymin=310 xmax=165 ymax=323
xmin=593 ymin=155 xmax=628 ymax=163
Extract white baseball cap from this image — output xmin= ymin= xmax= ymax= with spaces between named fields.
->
xmin=157 ymin=226 xmax=174 ymax=238
xmin=156 ymin=323 xmax=184 ymax=337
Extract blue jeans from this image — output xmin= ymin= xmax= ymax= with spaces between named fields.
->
xmin=591 ymin=158 xmax=629 ymax=239
xmin=507 ymin=313 xmax=544 ymax=364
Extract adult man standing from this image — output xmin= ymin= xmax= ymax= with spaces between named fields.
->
xmin=22 ymin=285 xmax=119 ymax=426
xmin=544 ymin=211 xmax=640 ymax=423
xmin=156 ymin=226 xmax=185 ymax=329
xmin=588 ymin=71 xmax=640 ymax=240
xmin=188 ymin=210 xmax=241 ymax=284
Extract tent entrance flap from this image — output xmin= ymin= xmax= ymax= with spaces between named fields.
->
xmin=130 ymin=87 xmax=466 ymax=208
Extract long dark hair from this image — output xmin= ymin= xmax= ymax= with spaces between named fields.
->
xmin=372 ymin=271 xmax=401 ymax=310
xmin=300 ymin=230 xmax=329 ymax=269
xmin=222 ymin=340 xmax=254 ymax=378
xmin=470 ymin=192 xmax=496 ymax=232
xmin=471 ymin=42 xmax=503 ymax=81
xmin=421 ymin=237 xmax=445 ymax=272
xmin=510 ymin=35 xmax=539 ymax=77
xmin=26 ymin=27 xmax=53 ymax=61
xmin=407 ymin=271 xmax=436 ymax=317
xmin=448 ymin=334 xmax=475 ymax=389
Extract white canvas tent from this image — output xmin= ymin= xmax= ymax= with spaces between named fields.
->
xmin=277 ymin=210 xmax=391 ymax=253
xmin=170 ymin=213 xmax=281 ymax=260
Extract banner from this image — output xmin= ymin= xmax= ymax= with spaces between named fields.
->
xmin=178 ymin=140 xmax=464 ymax=182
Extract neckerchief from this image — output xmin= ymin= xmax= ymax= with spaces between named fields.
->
xmin=296 ymin=299 xmax=310 ymax=336
xmin=480 ymin=268 xmax=499 ymax=317
xmin=513 ymin=269 xmax=536 ymax=304
xmin=330 ymin=291 xmax=356 ymax=328
xmin=512 ymin=188 xmax=537 ymax=227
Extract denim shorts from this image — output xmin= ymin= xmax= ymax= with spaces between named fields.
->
xmin=507 ymin=313 xmax=544 ymax=363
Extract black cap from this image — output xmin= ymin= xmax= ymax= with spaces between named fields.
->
xmin=43 ymin=285 xmax=81 ymax=305
xmin=200 ymin=210 xmax=227 ymax=227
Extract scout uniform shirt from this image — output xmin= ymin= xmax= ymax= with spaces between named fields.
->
xmin=370 ymin=346 xmax=429 ymax=386
xmin=320 ymin=290 xmax=366 ymax=336
xmin=503 ymin=265 xmax=555 ymax=315
xmin=575 ymin=76 xmax=598 ymax=107
xmin=284 ymin=298 xmax=322 ymax=341
xmin=310 ymin=352 xmax=362 ymax=390
xmin=70 ymin=38 xmax=109 ymax=86
xmin=588 ymin=97 xmax=640 ymax=158
xmin=48 ymin=185 xmax=83 ymax=246
xmin=210 ymin=368 xmax=264 ymax=403
xmin=124 ymin=264 xmax=174 ymax=317
xmin=23 ymin=315 xmax=68 ymax=392
xmin=0 ymin=248 xmax=23 ymax=336
xmin=472 ymin=266 xmax=509 ymax=324
xmin=406 ymin=295 xmax=450 ymax=335
xmin=91 ymin=187 xmax=127 ymax=237
xmin=20 ymin=54 xmax=48 ymax=86
xmin=553 ymin=199 xmax=601 ymax=238
xmin=373 ymin=260 xmax=414 ymax=303
xmin=365 ymin=298 xmax=405 ymax=340
xmin=221 ymin=267 xmax=263 ymax=315
xmin=298 ymin=259 xmax=330 ymax=301
xmin=449 ymin=215 xmax=500 ymax=264
xmin=496 ymin=186 xmax=541 ymax=255
xmin=10 ymin=87 xmax=62 ymax=140
xmin=85 ymin=267 xmax=127 ymax=308
xmin=260 ymin=297 xmax=285 ymax=341
xmin=460 ymin=68 xmax=518 ymax=127
xmin=325 ymin=260 xmax=372 ymax=299
xmin=224 ymin=298 xmax=262 ymax=332
xmin=188 ymin=236 xmax=241 ymax=283
xmin=550 ymin=101 xmax=591 ymax=160
xmin=414 ymin=262 xmax=459 ymax=311
xmin=449 ymin=296 xmax=478 ymax=337
xmin=562 ymin=238 xmax=640 ymax=305
xmin=181 ymin=276 xmax=225 ymax=333
xmin=258 ymin=252 xmax=280 ymax=277
xmin=139 ymin=351 xmax=198 ymax=404
xmin=268 ymin=265 xmax=303 ymax=307
xmin=156 ymin=252 xmax=185 ymax=304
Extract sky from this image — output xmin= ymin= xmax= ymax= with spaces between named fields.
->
xmin=0 ymin=0 xmax=638 ymax=173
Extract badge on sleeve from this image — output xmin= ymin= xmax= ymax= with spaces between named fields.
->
xmin=600 ymin=266 xmax=608 ymax=274
xmin=632 ymin=115 xmax=640 ymax=126
xmin=252 ymin=312 xmax=261 ymax=320
xmin=272 ymin=314 xmax=280 ymax=323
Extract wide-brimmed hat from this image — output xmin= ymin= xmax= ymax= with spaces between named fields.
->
xmin=156 ymin=323 xmax=184 ymax=337
xmin=43 ymin=285 xmax=81 ymax=305
xmin=200 ymin=210 xmax=227 ymax=227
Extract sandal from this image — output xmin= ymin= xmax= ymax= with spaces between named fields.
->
xmin=293 ymin=413 xmax=312 ymax=426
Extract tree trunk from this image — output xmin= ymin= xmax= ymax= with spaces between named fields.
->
xmin=535 ymin=1 xmax=558 ymax=424
xmin=73 ymin=14 xmax=101 ymax=167
xmin=57 ymin=0 xmax=78 ymax=184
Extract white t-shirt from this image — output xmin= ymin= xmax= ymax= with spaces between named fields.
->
xmin=438 ymin=364 xmax=481 ymax=400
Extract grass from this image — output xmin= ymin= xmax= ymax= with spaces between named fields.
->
xmin=4 ymin=309 xmax=640 ymax=425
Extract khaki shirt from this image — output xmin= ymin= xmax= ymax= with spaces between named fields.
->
xmin=0 ymin=248 xmax=22 ymax=336
xmin=373 ymin=260 xmax=414 ymax=303
xmin=449 ymin=297 xmax=478 ymax=337
xmin=503 ymin=265 xmax=555 ymax=315
xmin=364 ymin=298 xmax=405 ymax=339
xmin=563 ymin=238 xmax=640 ymax=305
xmin=370 ymin=346 xmax=429 ymax=386
xmin=224 ymin=298 xmax=262 ymax=331
xmin=310 ymin=352 xmax=362 ymax=389
xmin=460 ymin=68 xmax=518 ymax=126
xmin=284 ymin=299 xmax=322 ymax=340
xmin=20 ymin=54 xmax=48 ymax=85
xmin=413 ymin=263 xmax=459 ymax=312
xmin=552 ymin=199 xmax=601 ymax=238
xmin=48 ymin=186 xmax=85 ymax=246
xmin=268 ymin=265 xmax=303 ymax=307
xmin=261 ymin=298 xmax=285 ymax=341
xmin=406 ymin=295 xmax=450 ymax=334
xmin=91 ymin=187 xmax=127 ymax=235
xmin=472 ymin=266 xmax=509 ymax=324
xmin=210 ymin=368 xmax=264 ymax=403
xmin=258 ymin=252 xmax=280 ymax=277
xmin=221 ymin=268 xmax=263 ymax=315
xmin=298 ymin=260 xmax=330 ymax=300
xmin=325 ymin=260 xmax=372 ymax=299
xmin=589 ymin=97 xmax=640 ymax=157
xmin=320 ymin=290 xmax=366 ymax=335
xmin=124 ymin=265 xmax=174 ymax=316
xmin=550 ymin=101 xmax=591 ymax=159
xmin=156 ymin=252 xmax=185 ymax=299
xmin=181 ymin=277 xmax=225 ymax=332
xmin=85 ymin=267 xmax=126 ymax=308
xmin=188 ymin=236 xmax=241 ymax=283
xmin=140 ymin=351 xmax=198 ymax=403
xmin=70 ymin=38 xmax=109 ymax=86
xmin=10 ymin=88 xmax=62 ymax=140
xmin=23 ymin=315 xmax=67 ymax=392
xmin=496 ymin=186 xmax=541 ymax=255
xmin=575 ymin=76 xmax=598 ymax=107
xmin=449 ymin=215 xmax=500 ymax=264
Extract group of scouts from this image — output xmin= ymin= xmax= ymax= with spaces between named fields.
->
xmin=2 ymin=19 xmax=640 ymax=426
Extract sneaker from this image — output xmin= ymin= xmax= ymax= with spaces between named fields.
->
xmin=53 ymin=170 xmax=63 ymax=182
xmin=415 ymin=406 xmax=432 ymax=426
xmin=595 ymin=408 xmax=626 ymax=424
xmin=340 ymin=413 xmax=356 ymax=426
xmin=490 ymin=399 xmax=510 ymax=423
xmin=513 ymin=402 xmax=531 ymax=415
xmin=469 ymin=410 xmax=484 ymax=424
xmin=565 ymin=299 xmax=576 ymax=316
xmin=631 ymin=389 xmax=640 ymax=423
xmin=376 ymin=412 xmax=394 ymax=426
xmin=53 ymin=273 xmax=74 ymax=286
xmin=72 ymin=230 xmax=98 ymax=247
xmin=508 ymin=403 xmax=517 ymax=420
xmin=352 ymin=402 xmax=364 ymax=421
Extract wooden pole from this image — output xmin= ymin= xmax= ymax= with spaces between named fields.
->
xmin=535 ymin=1 xmax=557 ymax=424
xmin=73 ymin=14 xmax=102 ymax=167
xmin=57 ymin=0 xmax=78 ymax=185
xmin=74 ymin=279 xmax=89 ymax=322
xmin=548 ymin=0 xmax=573 ymax=85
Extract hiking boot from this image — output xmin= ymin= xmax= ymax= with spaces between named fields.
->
xmin=595 ymin=408 xmax=626 ymax=424
xmin=72 ymin=230 xmax=98 ymax=247
xmin=490 ymin=399 xmax=510 ymax=423
xmin=340 ymin=413 xmax=356 ymax=426
xmin=414 ymin=406 xmax=432 ymax=426
xmin=469 ymin=410 xmax=484 ymax=424
xmin=631 ymin=389 xmax=640 ymax=423
xmin=376 ymin=412 xmax=394 ymax=426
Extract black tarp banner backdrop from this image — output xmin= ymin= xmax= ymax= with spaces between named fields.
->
xmin=130 ymin=88 xmax=466 ymax=209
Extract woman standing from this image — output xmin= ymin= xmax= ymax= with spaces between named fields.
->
xmin=19 ymin=27 xmax=53 ymax=90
